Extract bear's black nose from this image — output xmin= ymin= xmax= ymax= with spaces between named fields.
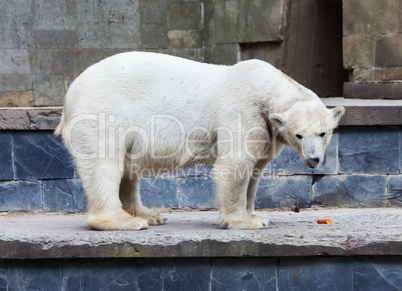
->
xmin=311 ymin=157 xmax=320 ymax=164
xmin=307 ymin=157 xmax=320 ymax=168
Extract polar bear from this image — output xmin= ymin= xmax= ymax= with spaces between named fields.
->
xmin=55 ymin=52 xmax=344 ymax=230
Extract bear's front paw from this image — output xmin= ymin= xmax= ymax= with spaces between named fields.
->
xmin=222 ymin=214 xmax=271 ymax=229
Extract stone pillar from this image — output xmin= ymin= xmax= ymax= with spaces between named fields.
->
xmin=343 ymin=0 xmax=402 ymax=99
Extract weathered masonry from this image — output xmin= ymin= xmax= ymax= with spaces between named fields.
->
xmin=0 ymin=0 xmax=401 ymax=290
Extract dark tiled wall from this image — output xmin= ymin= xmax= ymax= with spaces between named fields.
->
xmin=0 ymin=257 xmax=401 ymax=290
xmin=0 ymin=127 xmax=401 ymax=212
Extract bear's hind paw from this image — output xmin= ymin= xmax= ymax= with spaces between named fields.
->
xmin=141 ymin=210 xmax=167 ymax=225
xmin=132 ymin=206 xmax=167 ymax=226
xmin=87 ymin=211 xmax=149 ymax=231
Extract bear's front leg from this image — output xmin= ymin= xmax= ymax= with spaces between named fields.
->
xmin=213 ymin=159 xmax=270 ymax=229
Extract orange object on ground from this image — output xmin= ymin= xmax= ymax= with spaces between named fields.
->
xmin=317 ymin=218 xmax=332 ymax=224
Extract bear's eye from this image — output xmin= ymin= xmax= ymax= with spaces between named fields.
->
xmin=319 ymin=132 xmax=326 ymax=137
xmin=295 ymin=134 xmax=303 ymax=140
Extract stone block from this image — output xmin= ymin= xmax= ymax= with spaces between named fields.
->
xmin=0 ymin=49 xmax=30 ymax=74
xmin=352 ymin=68 xmax=381 ymax=82
xmin=0 ymin=181 xmax=42 ymax=211
xmin=339 ymin=127 xmax=400 ymax=174
xmin=76 ymin=0 xmax=141 ymax=49
xmin=162 ymin=48 xmax=203 ymax=62
xmin=255 ymin=175 xmax=311 ymax=209
xmin=60 ymin=49 xmax=126 ymax=79
xmin=0 ymin=107 xmax=62 ymax=131
xmin=177 ymin=176 xmax=215 ymax=209
xmin=63 ymin=260 xmax=138 ymax=290
xmin=26 ymin=108 xmax=62 ymax=130
xmin=203 ymin=0 xmax=225 ymax=44
xmin=43 ymin=179 xmax=86 ymax=212
xmin=141 ymin=24 xmax=168 ymax=49
xmin=31 ymin=48 xmax=124 ymax=82
xmin=0 ymin=74 xmax=32 ymax=91
xmin=375 ymin=34 xmax=402 ymax=67
xmin=35 ymin=29 xmax=78 ymax=49
xmin=237 ymin=0 xmax=284 ymax=42
xmin=33 ymin=75 xmax=65 ymax=106
xmin=34 ymin=0 xmax=76 ymax=30
xmin=204 ymin=44 xmax=239 ymax=65
xmin=343 ymin=0 xmax=399 ymax=35
xmin=313 ymin=175 xmax=387 ymax=207
xmin=7 ymin=261 xmax=62 ymax=291
xmin=382 ymin=67 xmax=402 ymax=80
xmin=0 ymin=262 xmax=6 ymax=291
xmin=167 ymin=1 xmax=201 ymax=30
xmin=343 ymin=35 xmax=374 ymax=69
xmin=29 ymin=49 xmax=64 ymax=75
xmin=0 ymin=1 xmax=34 ymax=48
xmin=388 ymin=175 xmax=402 ymax=206
xmin=0 ymin=90 xmax=33 ymax=107
xmin=328 ymin=98 xmax=402 ymax=126
xmin=279 ymin=257 xmax=353 ymax=290
xmin=204 ymin=0 xmax=283 ymax=45
xmin=0 ymin=133 xmax=13 ymax=181
xmin=13 ymin=132 xmax=75 ymax=180
xmin=353 ymin=257 xmax=402 ymax=290
xmin=211 ymin=258 xmax=277 ymax=291
xmin=139 ymin=0 xmax=167 ymax=24
xmin=168 ymin=30 xmax=202 ymax=48
xmin=138 ymin=258 xmax=210 ymax=290
xmin=140 ymin=178 xmax=178 ymax=208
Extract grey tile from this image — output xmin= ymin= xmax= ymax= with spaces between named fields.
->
xmin=314 ymin=175 xmax=387 ymax=207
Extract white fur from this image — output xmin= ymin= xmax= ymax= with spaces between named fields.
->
xmin=55 ymin=52 xmax=344 ymax=230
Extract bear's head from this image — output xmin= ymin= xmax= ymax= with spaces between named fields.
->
xmin=269 ymin=101 xmax=345 ymax=169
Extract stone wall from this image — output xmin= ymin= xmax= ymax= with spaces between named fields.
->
xmin=0 ymin=0 xmax=201 ymax=107
xmin=0 ymin=0 xmax=288 ymax=107
xmin=0 ymin=125 xmax=401 ymax=213
xmin=1 ymin=257 xmax=401 ymax=290
xmin=343 ymin=0 xmax=402 ymax=98
xmin=0 ymin=0 xmax=350 ymax=106
xmin=3 ymin=0 xmax=402 ymax=100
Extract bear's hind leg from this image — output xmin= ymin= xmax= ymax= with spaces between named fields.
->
xmin=80 ymin=160 xmax=148 ymax=230
xmin=119 ymin=173 xmax=167 ymax=225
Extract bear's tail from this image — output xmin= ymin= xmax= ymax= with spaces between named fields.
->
xmin=54 ymin=112 xmax=65 ymax=137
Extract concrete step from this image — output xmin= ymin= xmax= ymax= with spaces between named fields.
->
xmin=1 ymin=208 xmax=401 ymax=259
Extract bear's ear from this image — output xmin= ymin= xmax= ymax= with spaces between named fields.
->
xmin=269 ymin=113 xmax=286 ymax=129
xmin=330 ymin=106 xmax=345 ymax=123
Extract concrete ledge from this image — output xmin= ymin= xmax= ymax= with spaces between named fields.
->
xmin=0 ymin=107 xmax=62 ymax=130
xmin=322 ymin=98 xmax=402 ymax=126
xmin=343 ymin=82 xmax=402 ymax=100
xmin=0 ymin=99 xmax=401 ymax=131
xmin=1 ymin=208 xmax=401 ymax=259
